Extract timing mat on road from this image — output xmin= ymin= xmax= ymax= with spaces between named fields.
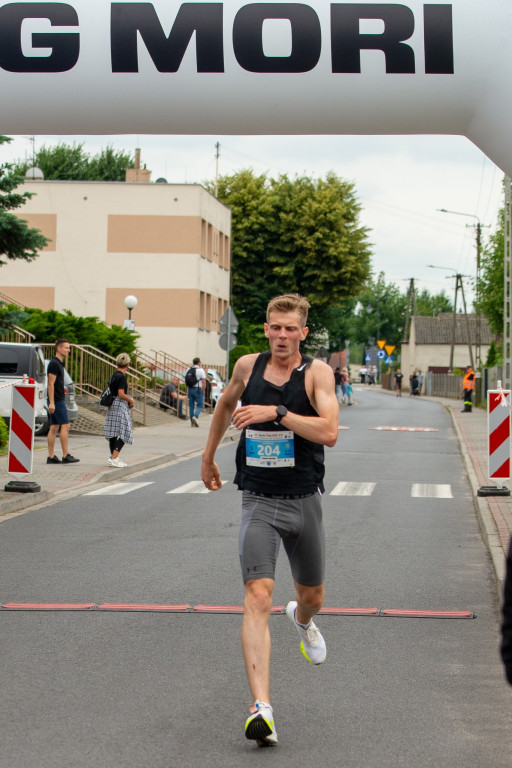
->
xmin=0 ymin=602 xmax=475 ymax=619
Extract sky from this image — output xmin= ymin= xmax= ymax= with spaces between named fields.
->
xmin=2 ymin=132 xmax=505 ymax=309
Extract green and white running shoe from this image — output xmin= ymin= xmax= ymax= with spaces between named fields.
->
xmin=286 ymin=600 xmax=326 ymax=665
xmin=245 ymin=701 xmax=278 ymax=746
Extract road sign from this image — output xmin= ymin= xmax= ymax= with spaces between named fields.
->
xmin=377 ymin=340 xmax=386 ymax=349
xmin=385 ymin=345 xmax=395 ymax=356
xmin=385 ymin=356 xmax=394 ymax=365
xmin=365 ymin=354 xmax=371 ymax=362
xmin=219 ymin=307 xmax=239 ymax=333
xmin=219 ymin=333 xmax=238 ymax=351
xmin=377 ymin=350 xmax=385 ymax=359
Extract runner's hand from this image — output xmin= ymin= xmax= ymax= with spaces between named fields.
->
xmin=201 ymin=459 xmax=222 ymax=491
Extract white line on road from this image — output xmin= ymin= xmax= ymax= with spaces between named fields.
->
xmin=330 ymin=482 xmax=376 ymax=496
xmin=167 ymin=481 xmax=229 ymax=494
xmin=84 ymin=482 xmax=154 ymax=496
xmin=411 ymin=484 xmax=453 ymax=498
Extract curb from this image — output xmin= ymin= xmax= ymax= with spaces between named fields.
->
xmin=446 ymin=404 xmax=506 ymax=593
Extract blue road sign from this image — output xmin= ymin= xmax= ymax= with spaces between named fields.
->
xmin=385 ymin=356 xmax=394 ymax=365
xmin=377 ymin=350 xmax=385 ymax=359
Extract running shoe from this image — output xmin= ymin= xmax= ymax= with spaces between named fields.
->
xmin=191 ymin=416 xmax=199 ymax=427
xmin=286 ymin=600 xmax=326 ymax=665
xmin=107 ymin=457 xmax=127 ymax=467
xmin=245 ymin=701 xmax=277 ymax=746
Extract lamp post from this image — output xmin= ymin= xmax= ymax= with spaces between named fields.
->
xmin=437 ymin=208 xmax=489 ymax=369
xmin=124 ymin=295 xmax=138 ymax=331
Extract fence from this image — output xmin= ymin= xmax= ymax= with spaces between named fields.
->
xmin=40 ymin=344 xmax=151 ymax=425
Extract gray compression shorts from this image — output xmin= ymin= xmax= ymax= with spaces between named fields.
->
xmin=239 ymin=490 xmax=325 ymax=587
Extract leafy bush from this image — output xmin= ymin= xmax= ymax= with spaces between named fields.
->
xmin=0 ymin=415 xmax=9 ymax=454
xmin=8 ymin=306 xmax=139 ymax=357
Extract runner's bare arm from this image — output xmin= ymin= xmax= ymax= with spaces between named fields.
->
xmin=231 ymin=360 xmax=338 ymax=447
xmin=201 ymin=355 xmax=258 ymax=489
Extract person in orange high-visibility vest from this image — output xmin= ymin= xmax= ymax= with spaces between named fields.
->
xmin=462 ymin=365 xmax=475 ymax=412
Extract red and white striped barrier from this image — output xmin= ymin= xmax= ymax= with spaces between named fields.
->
xmin=487 ymin=383 xmax=511 ymax=488
xmin=7 ymin=376 xmax=36 ymax=477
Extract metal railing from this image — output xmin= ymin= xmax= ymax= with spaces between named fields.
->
xmin=1 ymin=325 xmax=35 ymax=343
xmin=40 ymin=343 xmax=151 ymax=425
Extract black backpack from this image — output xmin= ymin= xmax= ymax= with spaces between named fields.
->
xmin=99 ymin=375 xmax=115 ymax=407
xmin=185 ymin=367 xmax=198 ymax=388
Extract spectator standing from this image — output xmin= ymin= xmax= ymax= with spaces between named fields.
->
xmin=103 ymin=353 xmax=134 ymax=467
xmin=360 ymin=365 xmax=367 ymax=384
xmin=46 ymin=338 xmax=79 ymax=464
xmin=333 ymin=367 xmax=343 ymax=405
xmin=394 ymin=369 xmax=404 ymax=397
xmin=186 ymin=357 xmax=206 ymax=427
xmin=417 ymin=370 xmax=424 ymax=395
xmin=462 ymin=365 xmax=475 ymax=412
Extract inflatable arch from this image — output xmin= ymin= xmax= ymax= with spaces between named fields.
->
xmin=1 ymin=0 xmax=511 ymax=174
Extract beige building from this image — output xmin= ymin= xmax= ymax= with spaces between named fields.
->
xmin=401 ymin=313 xmax=493 ymax=374
xmin=3 ymin=177 xmax=231 ymax=366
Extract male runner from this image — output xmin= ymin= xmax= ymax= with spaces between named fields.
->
xmin=201 ymin=293 xmax=339 ymax=746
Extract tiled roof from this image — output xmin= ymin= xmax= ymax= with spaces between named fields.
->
xmin=412 ymin=313 xmax=493 ymax=345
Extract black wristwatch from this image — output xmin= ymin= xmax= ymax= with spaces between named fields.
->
xmin=274 ymin=405 xmax=288 ymax=425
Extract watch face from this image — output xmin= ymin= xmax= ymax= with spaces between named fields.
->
xmin=277 ymin=405 xmax=287 ymax=418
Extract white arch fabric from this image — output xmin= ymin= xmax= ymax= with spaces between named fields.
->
xmin=0 ymin=0 xmax=511 ymax=174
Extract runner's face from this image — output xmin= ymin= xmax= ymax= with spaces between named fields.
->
xmin=57 ymin=342 xmax=70 ymax=357
xmin=264 ymin=311 xmax=308 ymax=359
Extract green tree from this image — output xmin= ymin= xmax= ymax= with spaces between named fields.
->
xmin=0 ymin=135 xmax=49 ymax=264
xmin=13 ymin=142 xmax=134 ymax=182
xmin=416 ymin=288 xmax=452 ymax=317
xmin=351 ymin=274 xmax=407 ymax=348
xmin=478 ymin=207 xmax=505 ymax=336
xmin=209 ymin=170 xmax=372 ymax=348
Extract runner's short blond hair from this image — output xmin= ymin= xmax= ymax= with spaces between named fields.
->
xmin=266 ymin=294 xmax=311 ymax=327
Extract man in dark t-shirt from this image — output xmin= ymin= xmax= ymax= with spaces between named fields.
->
xmin=47 ymin=339 xmax=79 ymax=464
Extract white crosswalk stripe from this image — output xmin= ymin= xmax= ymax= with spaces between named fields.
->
xmin=83 ymin=480 xmax=453 ymax=498
xmin=85 ymin=482 xmax=154 ymax=496
xmin=411 ymin=484 xmax=453 ymax=498
xmin=167 ymin=481 xmax=229 ymax=494
xmin=330 ymin=482 xmax=376 ymax=496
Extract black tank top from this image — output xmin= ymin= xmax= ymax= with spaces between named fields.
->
xmin=234 ymin=351 xmax=325 ymax=495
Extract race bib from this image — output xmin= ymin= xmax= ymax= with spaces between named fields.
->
xmin=246 ymin=429 xmax=295 ymax=468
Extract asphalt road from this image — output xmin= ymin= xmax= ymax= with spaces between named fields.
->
xmin=0 ymin=388 xmax=511 ymax=767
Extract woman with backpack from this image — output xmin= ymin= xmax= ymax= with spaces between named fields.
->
xmin=103 ymin=353 xmax=134 ymax=467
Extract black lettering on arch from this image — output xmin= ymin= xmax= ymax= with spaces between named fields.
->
xmin=111 ymin=2 xmax=224 ymax=73
xmin=331 ymin=3 xmax=416 ymax=74
xmin=233 ymin=3 xmax=321 ymax=73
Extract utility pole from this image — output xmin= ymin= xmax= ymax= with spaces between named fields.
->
xmin=403 ymin=278 xmax=417 ymax=342
xmin=437 ymin=208 xmax=490 ymax=369
xmin=505 ymin=177 xmax=512 ymax=389
xmin=214 ymin=142 xmax=220 ymax=198
xmin=428 ymin=265 xmax=474 ymax=370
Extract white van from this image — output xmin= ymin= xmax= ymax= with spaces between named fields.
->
xmin=0 ymin=343 xmax=48 ymax=432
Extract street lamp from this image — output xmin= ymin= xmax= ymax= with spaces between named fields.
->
xmin=124 ymin=295 xmax=138 ymax=331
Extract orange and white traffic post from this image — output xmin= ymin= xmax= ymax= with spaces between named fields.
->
xmin=478 ymin=381 xmax=511 ymax=496
xmin=5 ymin=375 xmax=41 ymax=493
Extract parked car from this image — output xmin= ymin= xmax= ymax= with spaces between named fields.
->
xmin=0 ymin=342 xmax=47 ymax=434
xmin=35 ymin=361 xmax=79 ymax=436
xmin=207 ymin=368 xmax=225 ymax=405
